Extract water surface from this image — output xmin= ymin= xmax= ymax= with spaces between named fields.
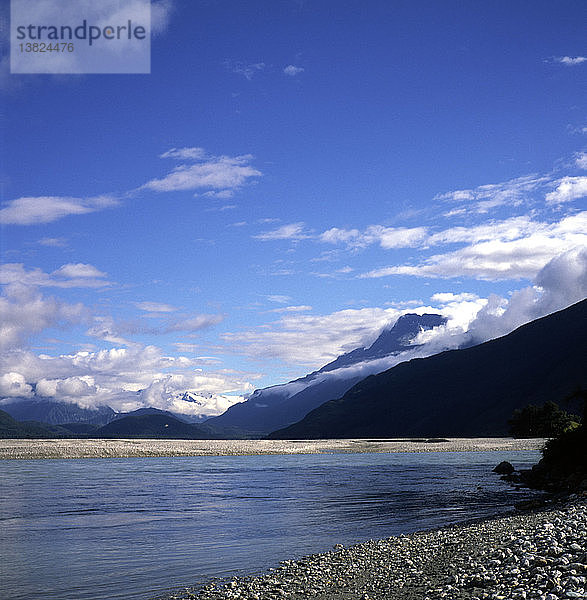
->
xmin=0 ymin=450 xmax=542 ymax=600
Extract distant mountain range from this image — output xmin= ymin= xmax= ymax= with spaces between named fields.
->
xmin=0 ymin=407 xmax=240 ymax=440
xmin=205 ymin=313 xmax=447 ymax=437
xmin=269 ymin=298 xmax=587 ymax=439
xmin=0 ymin=400 xmax=117 ymax=426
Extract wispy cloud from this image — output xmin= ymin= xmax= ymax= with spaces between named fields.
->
xmin=0 ymin=195 xmax=118 ymax=226
xmin=553 ymin=56 xmax=587 ymax=66
xmin=0 ymin=263 xmax=112 ymax=288
xmin=143 ymin=148 xmax=261 ymax=194
xmin=38 ymin=237 xmax=68 ymax=248
xmin=283 ymin=65 xmax=304 ymax=76
xmin=222 ymin=306 xmax=405 ymax=366
xmin=135 ymin=301 xmax=178 ymax=313
xmin=225 ymin=60 xmax=266 ymax=80
xmin=254 ymin=222 xmax=309 ymax=240
xmin=435 ymin=174 xmax=549 ymax=214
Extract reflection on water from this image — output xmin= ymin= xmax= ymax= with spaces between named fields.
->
xmin=0 ymin=450 xmax=543 ymax=600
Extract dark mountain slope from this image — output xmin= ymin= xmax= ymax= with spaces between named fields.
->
xmin=270 ymin=299 xmax=587 ymax=439
xmin=0 ymin=409 xmax=72 ymax=438
xmin=95 ymin=412 xmax=236 ymax=439
xmin=206 ymin=313 xmax=446 ymax=437
xmin=1 ymin=400 xmax=116 ymax=426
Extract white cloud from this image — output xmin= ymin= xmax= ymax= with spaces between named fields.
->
xmin=86 ymin=311 xmax=224 ymax=344
xmin=361 ymin=212 xmax=587 ymax=281
xmin=270 ymin=305 xmax=313 ymax=313
xmin=225 ymin=60 xmax=266 ymax=80
xmin=319 ymin=227 xmax=362 ymax=245
xmin=222 ymin=306 xmax=406 ymax=366
xmin=0 ymin=263 xmax=112 ymax=288
xmin=0 ymin=195 xmax=118 ymax=226
xmin=366 ymin=225 xmax=428 ymax=249
xmin=319 ymin=225 xmax=427 ymax=249
xmin=164 ymin=314 xmax=224 ymax=332
xmin=38 ymin=237 xmax=68 ymax=248
xmin=575 ymin=152 xmax=587 ymax=170
xmin=435 ymin=174 xmax=548 ymax=213
xmin=267 ymin=295 xmax=292 ymax=304
xmin=135 ymin=301 xmax=178 ymax=313
xmin=554 ymin=56 xmax=587 ymax=66
xmin=546 ymin=176 xmax=587 ymax=204
xmin=160 ymin=147 xmax=206 ymax=160
xmin=430 ymin=292 xmax=480 ymax=304
xmin=254 ymin=222 xmax=309 ymax=241
xmin=0 ymin=344 xmax=256 ymax=415
xmin=0 ymin=372 xmax=33 ymax=398
xmin=283 ymin=65 xmax=304 ymax=76
xmin=0 ymin=284 xmax=88 ymax=350
xmin=410 ymin=247 xmax=587 ymax=353
xmin=143 ymin=149 xmax=261 ymax=193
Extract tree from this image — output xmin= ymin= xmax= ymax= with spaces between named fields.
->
xmin=509 ymin=401 xmax=581 ymax=438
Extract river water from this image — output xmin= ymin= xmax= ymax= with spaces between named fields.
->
xmin=0 ymin=450 xmax=543 ymax=600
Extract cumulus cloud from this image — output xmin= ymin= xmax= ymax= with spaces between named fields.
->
xmin=361 ymin=212 xmax=587 ymax=281
xmin=413 ymin=247 xmax=587 ymax=352
xmin=0 ymin=372 xmax=33 ymax=398
xmin=0 ymin=343 xmax=255 ymax=415
xmin=143 ymin=148 xmax=261 ymax=193
xmin=0 ymin=284 xmax=88 ymax=350
xmin=0 ymin=195 xmax=118 ymax=226
xmin=546 ymin=176 xmax=587 ymax=204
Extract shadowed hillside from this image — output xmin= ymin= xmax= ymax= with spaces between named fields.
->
xmin=270 ymin=299 xmax=587 ymax=439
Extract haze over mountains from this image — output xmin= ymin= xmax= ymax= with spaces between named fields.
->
xmin=205 ymin=313 xmax=446 ymax=437
xmin=270 ymin=298 xmax=587 ymax=439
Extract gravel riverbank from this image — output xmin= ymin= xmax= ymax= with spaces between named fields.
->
xmin=0 ymin=437 xmax=544 ymax=459
xmin=175 ymin=498 xmax=587 ymax=600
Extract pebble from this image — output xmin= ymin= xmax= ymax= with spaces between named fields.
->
xmin=180 ymin=499 xmax=587 ymax=600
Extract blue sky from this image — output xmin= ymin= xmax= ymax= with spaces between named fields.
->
xmin=1 ymin=0 xmax=586 ymax=417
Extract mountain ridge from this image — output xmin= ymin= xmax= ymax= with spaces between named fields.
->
xmin=205 ymin=313 xmax=446 ymax=437
xmin=269 ymin=299 xmax=587 ymax=439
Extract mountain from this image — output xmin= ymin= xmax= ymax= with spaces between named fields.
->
xmin=0 ymin=399 xmax=116 ymax=426
xmin=95 ymin=412 xmax=225 ymax=439
xmin=269 ymin=299 xmax=587 ymax=439
xmin=206 ymin=313 xmax=446 ymax=437
xmin=0 ymin=409 xmax=72 ymax=439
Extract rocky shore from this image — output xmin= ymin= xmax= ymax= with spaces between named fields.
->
xmin=173 ymin=498 xmax=587 ymax=600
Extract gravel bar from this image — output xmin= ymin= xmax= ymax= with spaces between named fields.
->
xmin=0 ymin=437 xmax=544 ymax=459
xmin=174 ymin=498 xmax=587 ymax=600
